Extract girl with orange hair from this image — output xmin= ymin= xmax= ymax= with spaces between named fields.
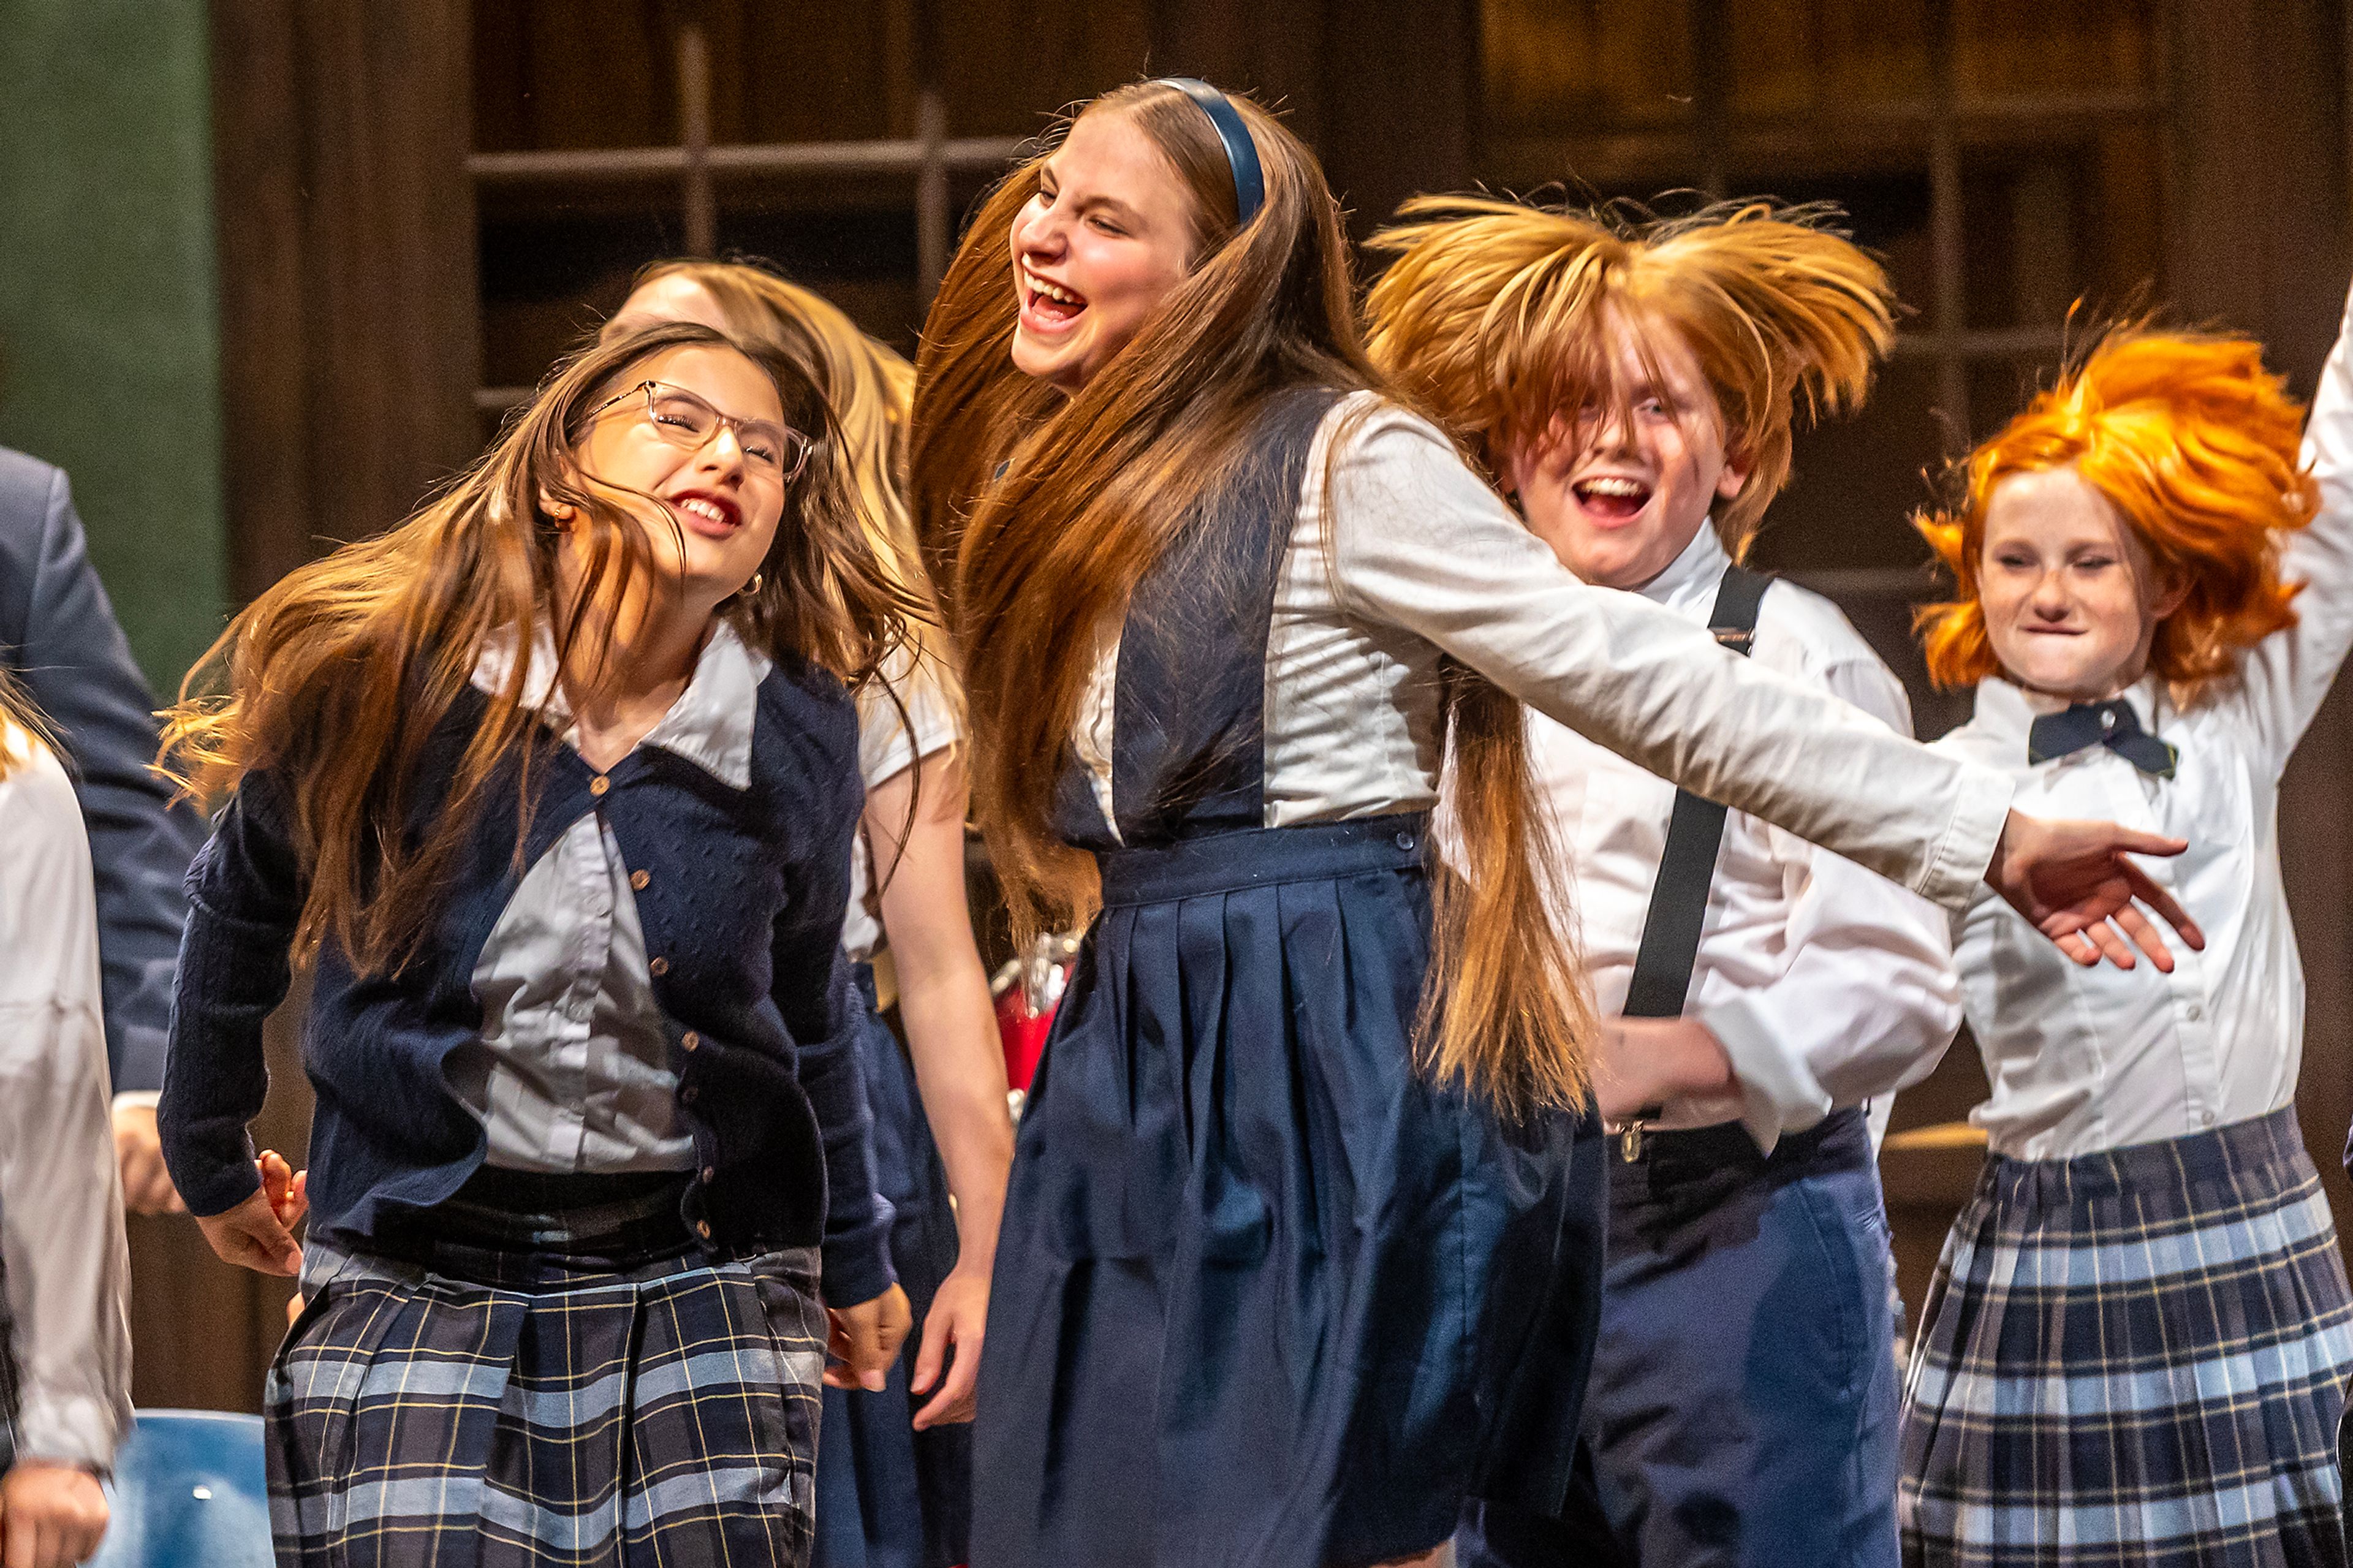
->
xmin=1898 ymin=304 xmax=2353 ymax=1566
xmin=1368 ymin=194 xmax=1961 ymax=1568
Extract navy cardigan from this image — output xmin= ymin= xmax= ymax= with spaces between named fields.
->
xmin=157 ymin=651 xmax=896 ymax=1307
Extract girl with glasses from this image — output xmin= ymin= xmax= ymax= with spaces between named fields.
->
xmin=605 ymin=258 xmax=1012 ymax=1568
xmin=157 ymin=321 xmax=920 ymax=1567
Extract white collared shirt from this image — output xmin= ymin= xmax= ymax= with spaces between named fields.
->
xmin=1930 ymin=282 xmax=2353 ymax=1161
xmin=1529 ymin=526 xmax=1961 ymax=1151
xmin=1076 ymin=393 xmax=2014 ymax=907
xmin=0 ymin=723 xmax=133 ymax=1469
xmin=447 ymin=619 xmax=772 ymax=1173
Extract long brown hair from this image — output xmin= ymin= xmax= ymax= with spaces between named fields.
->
xmin=909 ymin=82 xmax=1596 ymax=1116
xmin=163 ymin=321 xmax=919 ymax=974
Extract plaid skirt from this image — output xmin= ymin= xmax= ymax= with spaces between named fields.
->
xmin=1899 ymin=1106 xmax=2353 ymax=1567
xmin=267 ymin=1169 xmax=828 ymax=1567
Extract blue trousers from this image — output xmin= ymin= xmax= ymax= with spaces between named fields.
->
xmin=1462 ymin=1107 xmax=1899 ymax=1567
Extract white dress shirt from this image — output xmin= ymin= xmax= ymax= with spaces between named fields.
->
xmin=842 ymin=645 xmax=963 ymax=964
xmin=446 ymin=620 xmax=771 ymax=1173
xmin=1529 ymin=526 xmax=1961 ymax=1151
xmin=0 ymin=723 xmax=133 ymax=1469
xmin=1078 ymin=393 xmax=2015 ymax=908
xmin=1930 ymin=284 xmax=2353 ymax=1161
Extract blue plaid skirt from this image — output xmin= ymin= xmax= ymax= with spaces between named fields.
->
xmin=1899 ymin=1106 xmax=2353 ymax=1567
xmin=267 ymin=1168 xmax=828 ymax=1567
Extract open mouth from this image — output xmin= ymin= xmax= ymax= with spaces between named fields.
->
xmin=667 ymin=491 xmax=741 ymax=537
xmin=1572 ymin=474 xmax=1653 ymax=522
xmin=1019 ymin=263 xmax=1090 ymax=331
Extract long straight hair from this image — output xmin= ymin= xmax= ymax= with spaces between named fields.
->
xmin=162 ymin=321 xmax=921 ymax=974
xmin=910 ymin=82 xmax=1596 ymax=1117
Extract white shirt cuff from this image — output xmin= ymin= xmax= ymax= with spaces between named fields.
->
xmin=1916 ymin=766 xmax=2015 ymax=909
xmin=1697 ymin=995 xmax=1835 ymax=1156
xmin=14 ymin=1388 xmax=127 ymax=1473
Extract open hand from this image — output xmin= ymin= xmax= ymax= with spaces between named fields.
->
xmin=825 ymin=1284 xmax=913 ymax=1393
xmin=910 ymin=1263 xmax=988 ymax=1428
xmin=1986 ymin=811 xmax=2203 ymax=971
xmin=0 ymin=1461 xmax=108 ymax=1568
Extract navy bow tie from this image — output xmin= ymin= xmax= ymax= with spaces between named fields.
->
xmin=2026 ymin=697 xmax=2178 ymax=778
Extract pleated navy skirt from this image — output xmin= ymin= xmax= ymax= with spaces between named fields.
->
xmin=971 ymin=815 xmax=1605 ymax=1568
xmin=813 ymin=966 xmax=970 ymax=1568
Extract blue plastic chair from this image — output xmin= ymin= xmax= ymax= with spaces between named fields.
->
xmin=85 ymin=1409 xmax=271 ymax=1568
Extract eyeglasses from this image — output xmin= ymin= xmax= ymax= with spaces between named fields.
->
xmin=585 ymin=381 xmax=814 ymax=482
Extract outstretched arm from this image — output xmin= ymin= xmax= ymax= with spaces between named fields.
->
xmin=1324 ymin=402 xmax=2194 ymax=965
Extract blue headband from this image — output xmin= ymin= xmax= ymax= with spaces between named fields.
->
xmin=1154 ymin=77 xmax=1265 ymax=227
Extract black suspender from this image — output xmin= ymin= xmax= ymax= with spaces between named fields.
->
xmin=1617 ymin=562 xmax=1771 ymax=1159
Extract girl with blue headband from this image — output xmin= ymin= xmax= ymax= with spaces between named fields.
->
xmin=910 ymin=78 xmax=2200 ymax=1568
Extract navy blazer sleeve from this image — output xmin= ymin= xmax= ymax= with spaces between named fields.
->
xmin=768 ymin=678 xmax=896 ymax=1309
xmin=0 ymin=450 xmax=208 ymax=1093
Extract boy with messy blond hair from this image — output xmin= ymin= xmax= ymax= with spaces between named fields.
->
xmin=1370 ymin=196 xmax=1960 ymax=1568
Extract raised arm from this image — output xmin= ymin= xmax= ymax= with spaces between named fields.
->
xmin=1323 ymin=401 xmax=2197 ymax=965
xmin=2235 ymin=278 xmax=2353 ymax=773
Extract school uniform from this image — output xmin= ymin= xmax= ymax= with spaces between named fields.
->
xmin=971 ymin=387 xmax=2020 ymax=1568
xmin=814 ymin=651 xmax=971 ymax=1568
xmin=159 ymin=621 xmax=894 ymax=1568
xmin=1460 ymin=526 xmax=1961 ymax=1567
xmin=1897 ymin=288 xmax=2353 ymax=1567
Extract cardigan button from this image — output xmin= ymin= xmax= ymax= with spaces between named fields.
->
xmin=695 ymin=1219 xmax=712 ymax=1240
xmin=681 ymin=1030 xmax=700 ymax=1051
xmin=650 ymin=956 xmax=669 ymax=977
xmin=629 ymin=868 xmax=651 ymax=891
xmin=702 ymin=1166 xmax=717 ymax=1183
xmin=681 ymin=1085 xmax=699 ymax=1105
xmin=589 ymin=775 xmax=611 ymax=797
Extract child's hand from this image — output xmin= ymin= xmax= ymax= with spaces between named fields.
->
xmin=257 ymin=1151 xmax=309 ymax=1230
xmin=194 ymin=1185 xmax=303 ymax=1278
xmin=0 ymin=1460 xmax=109 ymax=1568
xmin=824 ymin=1284 xmax=912 ymax=1393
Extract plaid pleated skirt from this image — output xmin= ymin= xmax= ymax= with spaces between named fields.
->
xmin=1899 ymin=1105 xmax=2353 ymax=1567
xmin=267 ymin=1168 xmax=828 ymax=1567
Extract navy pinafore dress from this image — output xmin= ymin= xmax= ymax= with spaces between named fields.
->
xmin=971 ymin=388 xmax=1609 ymax=1568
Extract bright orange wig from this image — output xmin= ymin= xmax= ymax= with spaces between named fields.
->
xmin=1915 ymin=328 xmax=2317 ymax=697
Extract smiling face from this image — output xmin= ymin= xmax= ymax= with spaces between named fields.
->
xmin=569 ymin=343 xmax=788 ymax=619
xmin=1502 ymin=308 xmax=1751 ymax=589
xmin=1009 ymin=108 xmax=1201 ymax=395
xmin=1978 ymin=464 xmax=2186 ymax=701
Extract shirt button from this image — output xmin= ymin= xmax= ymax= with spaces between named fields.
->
xmin=650 ymin=956 xmax=669 ymax=977
xmin=629 ymin=869 xmax=651 ymax=891
xmin=2201 ymin=1110 xmax=2217 ymax=1127
xmin=589 ymin=775 xmax=611 ymax=797
xmin=681 ymin=1031 xmax=700 ymax=1051
xmin=2186 ymin=1003 xmax=2205 ymax=1021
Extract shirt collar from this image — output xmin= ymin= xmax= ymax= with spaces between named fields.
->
xmin=1635 ymin=523 xmax=1735 ymax=615
xmin=1972 ymin=673 xmax=2166 ymax=760
xmin=469 ymin=617 xmax=773 ymax=792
